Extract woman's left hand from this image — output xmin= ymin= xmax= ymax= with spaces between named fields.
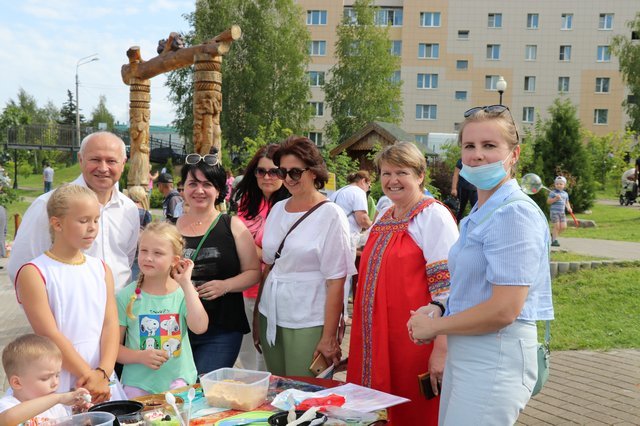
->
xmin=314 ymin=337 xmax=342 ymax=367
xmin=428 ymin=338 xmax=447 ymax=394
xmin=196 ymin=280 xmax=230 ymax=300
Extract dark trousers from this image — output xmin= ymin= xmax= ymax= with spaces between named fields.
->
xmin=456 ymin=187 xmax=478 ymax=222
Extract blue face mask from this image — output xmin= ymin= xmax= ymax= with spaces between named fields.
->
xmin=459 ymin=153 xmax=512 ymax=190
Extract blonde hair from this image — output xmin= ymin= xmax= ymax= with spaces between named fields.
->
xmin=127 ymin=221 xmax=185 ymax=319
xmin=128 ymin=186 xmax=150 ymax=211
xmin=2 ymin=334 xmax=61 ymax=378
xmin=46 ymin=184 xmax=99 ymax=241
xmin=375 ymin=142 xmax=426 ymax=188
xmin=347 ymin=170 xmax=371 ymax=184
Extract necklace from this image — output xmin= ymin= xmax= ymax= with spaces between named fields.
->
xmin=45 ymin=250 xmax=86 ymax=265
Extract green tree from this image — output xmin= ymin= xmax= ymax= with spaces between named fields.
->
xmin=167 ymin=0 xmax=311 ymax=157
xmin=531 ymin=99 xmax=595 ymax=212
xmin=611 ymin=12 xmax=640 ymax=132
xmin=90 ymin=95 xmax=115 ymax=130
xmin=58 ymin=90 xmax=83 ymax=125
xmin=323 ymin=0 xmax=402 ymax=144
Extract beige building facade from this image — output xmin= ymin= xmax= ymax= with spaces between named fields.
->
xmin=296 ymin=0 xmax=638 ymax=146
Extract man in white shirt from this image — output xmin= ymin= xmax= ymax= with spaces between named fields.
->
xmin=42 ymin=163 xmax=54 ymax=193
xmin=8 ymin=132 xmax=139 ymax=290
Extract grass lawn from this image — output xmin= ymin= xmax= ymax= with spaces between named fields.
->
xmin=550 ymin=251 xmax=606 ymax=262
xmin=561 ymin=202 xmax=640 ymax=242
xmin=549 ymin=264 xmax=640 ymax=350
xmin=16 ymin=164 xmax=81 ymax=190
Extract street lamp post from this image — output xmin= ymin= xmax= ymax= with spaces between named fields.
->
xmin=75 ymin=54 xmax=99 ymax=152
xmin=496 ymin=76 xmax=507 ymax=105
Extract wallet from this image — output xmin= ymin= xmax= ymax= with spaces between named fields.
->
xmin=418 ymin=372 xmax=441 ymax=400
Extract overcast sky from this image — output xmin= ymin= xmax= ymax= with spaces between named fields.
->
xmin=0 ymin=0 xmax=195 ymax=126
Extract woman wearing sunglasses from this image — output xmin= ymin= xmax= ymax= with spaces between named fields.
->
xmin=232 ymin=144 xmax=290 ymax=371
xmin=253 ymin=136 xmax=355 ymax=377
xmin=408 ymin=106 xmax=554 ymax=425
xmin=176 ymin=151 xmax=261 ymax=375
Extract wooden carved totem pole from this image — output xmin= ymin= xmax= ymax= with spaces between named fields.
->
xmin=121 ymin=26 xmax=241 ymax=188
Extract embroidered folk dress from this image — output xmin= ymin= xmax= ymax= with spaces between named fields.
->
xmin=347 ymin=198 xmax=458 ymax=425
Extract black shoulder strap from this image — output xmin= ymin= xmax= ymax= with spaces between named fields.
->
xmin=274 ymin=200 xmax=330 ymax=262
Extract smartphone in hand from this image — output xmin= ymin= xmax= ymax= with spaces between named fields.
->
xmin=418 ymin=372 xmax=442 ymax=400
xmin=309 ymin=353 xmax=331 ymax=376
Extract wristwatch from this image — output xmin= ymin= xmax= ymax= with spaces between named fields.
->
xmin=430 ymin=300 xmax=446 ymax=316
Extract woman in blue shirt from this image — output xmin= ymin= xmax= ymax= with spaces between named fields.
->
xmin=408 ymin=105 xmax=554 ymax=425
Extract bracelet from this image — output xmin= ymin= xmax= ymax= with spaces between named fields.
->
xmin=430 ymin=301 xmax=446 ymax=316
xmin=95 ymin=367 xmax=109 ymax=381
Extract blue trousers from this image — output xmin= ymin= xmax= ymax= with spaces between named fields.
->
xmin=190 ymin=328 xmax=243 ymax=376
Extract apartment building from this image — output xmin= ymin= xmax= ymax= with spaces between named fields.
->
xmin=296 ymin=0 xmax=638 ymax=146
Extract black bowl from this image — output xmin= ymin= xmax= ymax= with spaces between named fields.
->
xmin=89 ymin=400 xmax=144 ymax=425
xmin=268 ymin=410 xmax=327 ymax=426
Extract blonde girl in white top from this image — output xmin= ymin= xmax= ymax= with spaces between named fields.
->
xmin=15 ymin=184 xmax=121 ymax=404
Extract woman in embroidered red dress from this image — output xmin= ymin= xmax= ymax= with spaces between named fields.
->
xmin=347 ymin=142 xmax=459 ymax=425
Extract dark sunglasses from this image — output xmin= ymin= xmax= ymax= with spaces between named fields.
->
xmin=185 ymin=153 xmax=219 ymax=166
xmin=276 ymin=167 xmax=309 ymax=181
xmin=464 ymin=105 xmax=519 ymax=142
xmin=255 ymin=167 xmax=280 ymax=178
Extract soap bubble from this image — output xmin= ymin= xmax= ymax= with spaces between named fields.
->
xmin=521 ymin=173 xmax=549 ymax=194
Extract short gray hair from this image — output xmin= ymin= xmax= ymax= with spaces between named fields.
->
xmin=79 ymin=132 xmax=127 ymax=159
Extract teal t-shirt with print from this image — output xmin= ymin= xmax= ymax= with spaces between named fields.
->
xmin=117 ymin=282 xmax=198 ymax=393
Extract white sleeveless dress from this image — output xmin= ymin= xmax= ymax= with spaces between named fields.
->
xmin=24 ymin=253 xmax=126 ymax=399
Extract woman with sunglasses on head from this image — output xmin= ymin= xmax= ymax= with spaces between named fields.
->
xmin=408 ymin=106 xmax=554 ymax=425
xmin=176 ymin=150 xmax=261 ymax=375
xmin=232 ymin=144 xmax=290 ymax=371
xmin=347 ymin=142 xmax=458 ymax=425
xmin=253 ymin=136 xmax=355 ymax=377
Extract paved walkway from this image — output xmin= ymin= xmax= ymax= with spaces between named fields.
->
xmin=1 ymin=238 xmax=639 ymax=424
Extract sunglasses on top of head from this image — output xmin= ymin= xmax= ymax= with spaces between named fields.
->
xmin=464 ymin=105 xmax=519 ymax=142
xmin=185 ymin=153 xmax=219 ymax=166
xmin=254 ymin=167 xmax=280 ymax=178
xmin=276 ymin=167 xmax=309 ymax=181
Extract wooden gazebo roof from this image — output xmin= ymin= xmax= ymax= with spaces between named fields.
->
xmin=329 ymin=121 xmax=416 ymax=157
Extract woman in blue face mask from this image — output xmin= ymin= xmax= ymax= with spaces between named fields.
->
xmin=407 ymin=105 xmax=554 ymax=425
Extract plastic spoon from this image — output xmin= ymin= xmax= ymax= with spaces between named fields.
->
xmin=186 ymin=387 xmax=196 ymax=425
xmin=165 ymin=391 xmax=186 ymax=426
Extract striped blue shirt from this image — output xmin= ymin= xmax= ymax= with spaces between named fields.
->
xmin=447 ymin=179 xmax=554 ymax=321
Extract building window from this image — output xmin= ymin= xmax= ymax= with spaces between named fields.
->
xmin=594 ymin=109 xmax=608 ymax=124
xmin=375 ymin=8 xmax=403 ymax=26
xmin=343 ymin=8 xmax=357 ymax=25
xmin=597 ymin=46 xmax=611 ymax=62
xmin=417 ymin=73 xmax=438 ymax=89
xmin=415 ymin=134 xmax=428 ymax=144
xmin=416 ymin=104 xmax=437 ymax=120
xmin=525 ymin=45 xmax=537 ymax=60
xmin=561 ymin=13 xmax=573 ymax=30
xmin=524 ymin=76 xmax=536 ymax=92
xmin=390 ymin=40 xmax=402 ymax=56
xmin=306 ymin=10 xmax=327 ymax=25
xmin=308 ymin=71 xmax=325 ymax=87
xmin=458 ymin=30 xmax=470 ymax=39
xmin=485 ymin=75 xmax=499 ymax=90
xmin=419 ymin=43 xmax=440 ymax=59
xmin=390 ymin=70 xmax=401 ymax=84
xmin=420 ymin=12 xmax=440 ymax=27
xmin=309 ymin=102 xmax=324 ymax=117
xmin=558 ymin=76 xmax=570 ymax=92
xmin=309 ymin=41 xmax=326 ymax=56
xmin=559 ymin=45 xmax=572 ymax=61
xmin=595 ymin=77 xmax=610 ymax=93
xmin=307 ymin=132 xmax=323 ymax=146
xmin=456 ymin=60 xmax=468 ymax=70
xmin=527 ymin=13 xmax=539 ymax=29
xmin=488 ymin=13 xmax=502 ymax=28
xmin=486 ymin=44 xmax=501 ymax=60
xmin=599 ymin=13 xmax=613 ymax=30
xmin=523 ymin=107 xmax=535 ymax=123
xmin=455 ymin=91 xmax=468 ymax=101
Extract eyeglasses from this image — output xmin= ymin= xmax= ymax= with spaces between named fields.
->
xmin=276 ymin=167 xmax=309 ymax=181
xmin=185 ymin=153 xmax=219 ymax=166
xmin=255 ymin=167 xmax=280 ymax=178
xmin=464 ymin=105 xmax=519 ymax=142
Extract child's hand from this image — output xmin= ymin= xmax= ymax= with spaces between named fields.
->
xmin=173 ymin=258 xmax=194 ymax=287
xmin=138 ymin=348 xmax=169 ymax=370
xmin=76 ymin=371 xmax=111 ymax=404
xmin=61 ymin=388 xmax=92 ymax=410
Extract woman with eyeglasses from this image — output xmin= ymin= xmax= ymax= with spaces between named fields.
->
xmin=253 ymin=136 xmax=355 ymax=377
xmin=232 ymin=144 xmax=290 ymax=371
xmin=346 ymin=142 xmax=458 ymax=425
xmin=408 ymin=106 xmax=554 ymax=425
xmin=176 ymin=151 xmax=261 ymax=375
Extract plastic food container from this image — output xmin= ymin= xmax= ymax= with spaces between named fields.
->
xmin=48 ymin=411 xmax=116 ymax=425
xmin=200 ymin=368 xmax=271 ymax=411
